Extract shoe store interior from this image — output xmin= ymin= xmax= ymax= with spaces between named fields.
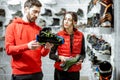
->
xmin=0 ymin=0 xmax=120 ymax=80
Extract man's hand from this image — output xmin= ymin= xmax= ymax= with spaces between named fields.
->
xmin=27 ymin=40 xmax=40 ymax=50
xmin=44 ymin=42 xmax=54 ymax=49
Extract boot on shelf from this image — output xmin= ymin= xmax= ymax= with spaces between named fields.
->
xmin=0 ymin=21 xmax=3 ymax=27
xmin=41 ymin=8 xmax=52 ymax=16
xmin=8 ymin=3 xmax=21 ymax=11
xmin=0 ymin=47 xmax=4 ymax=52
xmin=0 ymin=9 xmax=6 ymax=17
xmin=49 ymin=18 xmax=60 ymax=26
xmin=12 ymin=10 xmax=23 ymax=18
xmin=91 ymin=56 xmax=102 ymax=65
xmin=55 ymin=8 xmax=66 ymax=16
xmin=77 ymin=8 xmax=84 ymax=17
xmin=39 ymin=19 xmax=46 ymax=27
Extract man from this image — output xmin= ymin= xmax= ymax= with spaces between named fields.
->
xmin=5 ymin=0 xmax=53 ymax=80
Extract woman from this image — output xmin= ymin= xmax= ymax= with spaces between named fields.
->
xmin=49 ymin=11 xmax=86 ymax=80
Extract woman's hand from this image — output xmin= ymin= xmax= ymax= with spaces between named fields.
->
xmin=59 ymin=56 xmax=69 ymax=62
xmin=76 ymin=59 xmax=83 ymax=65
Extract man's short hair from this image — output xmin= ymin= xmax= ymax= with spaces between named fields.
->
xmin=24 ymin=0 xmax=42 ymax=8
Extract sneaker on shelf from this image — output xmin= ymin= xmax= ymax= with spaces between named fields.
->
xmin=99 ymin=42 xmax=111 ymax=55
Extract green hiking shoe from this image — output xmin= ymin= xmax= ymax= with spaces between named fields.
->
xmin=36 ymin=27 xmax=64 ymax=45
xmin=60 ymin=55 xmax=82 ymax=71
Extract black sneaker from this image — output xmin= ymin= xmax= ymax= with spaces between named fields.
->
xmin=60 ymin=55 xmax=82 ymax=71
xmin=36 ymin=27 xmax=64 ymax=45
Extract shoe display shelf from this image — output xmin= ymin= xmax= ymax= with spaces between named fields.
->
xmin=0 ymin=1 xmax=13 ymax=80
xmin=85 ymin=31 xmax=114 ymax=80
xmin=0 ymin=28 xmax=11 ymax=80
xmin=0 ymin=26 xmax=11 ymax=80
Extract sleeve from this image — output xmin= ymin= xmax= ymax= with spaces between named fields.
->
xmin=80 ymin=35 xmax=86 ymax=62
xmin=40 ymin=45 xmax=50 ymax=57
xmin=49 ymin=45 xmax=60 ymax=62
xmin=5 ymin=24 xmax=28 ymax=55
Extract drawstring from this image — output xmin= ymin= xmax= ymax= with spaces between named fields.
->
xmin=16 ymin=23 xmax=23 ymax=39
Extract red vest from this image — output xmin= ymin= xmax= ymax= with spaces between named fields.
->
xmin=54 ymin=29 xmax=83 ymax=72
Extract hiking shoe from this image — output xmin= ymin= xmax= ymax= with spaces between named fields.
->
xmin=91 ymin=56 xmax=102 ymax=65
xmin=99 ymin=42 xmax=111 ymax=55
xmin=60 ymin=55 xmax=82 ymax=71
xmin=36 ymin=27 xmax=64 ymax=45
xmin=98 ymin=61 xmax=112 ymax=79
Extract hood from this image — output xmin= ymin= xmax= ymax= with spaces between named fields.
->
xmin=11 ymin=17 xmax=38 ymax=39
xmin=12 ymin=17 xmax=36 ymax=25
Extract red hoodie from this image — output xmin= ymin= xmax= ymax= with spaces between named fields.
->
xmin=5 ymin=17 xmax=50 ymax=75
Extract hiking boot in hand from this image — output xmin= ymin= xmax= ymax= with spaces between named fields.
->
xmin=36 ymin=27 xmax=64 ymax=45
xmin=60 ymin=55 xmax=82 ymax=71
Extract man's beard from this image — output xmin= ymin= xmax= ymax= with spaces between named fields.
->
xmin=27 ymin=14 xmax=37 ymax=22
